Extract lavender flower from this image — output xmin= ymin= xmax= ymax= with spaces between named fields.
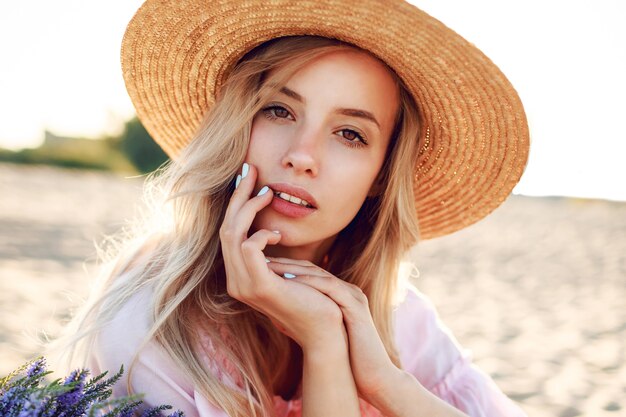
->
xmin=57 ymin=369 xmax=87 ymax=409
xmin=137 ymin=404 xmax=172 ymax=417
xmin=26 ymin=359 xmax=46 ymax=379
xmin=0 ymin=357 xmax=184 ymax=417
xmin=1 ymin=386 xmax=24 ymax=414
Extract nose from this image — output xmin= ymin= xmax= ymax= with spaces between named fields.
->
xmin=280 ymin=126 xmax=322 ymax=177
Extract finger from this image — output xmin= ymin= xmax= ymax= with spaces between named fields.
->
xmin=245 ymin=229 xmax=283 ymax=251
xmin=225 ymin=163 xmax=270 ymax=218
xmin=222 ymin=177 xmax=273 ymax=243
xmin=227 ymin=229 xmax=282 ymax=306
xmin=266 ymin=262 xmax=328 ymax=279
xmin=230 ymin=162 xmax=255 ymax=199
xmin=265 ymin=256 xmax=317 ymax=267
xmin=288 ymin=275 xmax=368 ymax=313
xmin=241 ymin=229 xmax=283 ymax=281
xmin=234 ymin=185 xmax=274 ymax=228
xmin=223 ymin=187 xmax=273 ymax=243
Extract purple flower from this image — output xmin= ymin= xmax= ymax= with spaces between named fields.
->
xmin=138 ymin=404 xmax=186 ymax=417
xmin=1 ymin=386 xmax=25 ymax=413
xmin=56 ymin=370 xmax=87 ymax=408
xmin=26 ymin=359 xmax=46 ymax=378
xmin=17 ymin=409 xmax=38 ymax=417
xmin=2 ymin=358 xmax=184 ymax=417
xmin=17 ymin=396 xmax=53 ymax=417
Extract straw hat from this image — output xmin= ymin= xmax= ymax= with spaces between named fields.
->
xmin=121 ymin=0 xmax=530 ymax=239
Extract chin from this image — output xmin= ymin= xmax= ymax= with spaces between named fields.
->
xmin=264 ymin=226 xmax=311 ymax=247
xmin=252 ymin=208 xmax=342 ymax=248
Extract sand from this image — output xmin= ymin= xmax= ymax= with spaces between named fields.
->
xmin=0 ymin=162 xmax=624 ymax=417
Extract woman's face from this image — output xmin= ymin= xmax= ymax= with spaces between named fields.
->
xmin=247 ymin=48 xmax=400 ymax=260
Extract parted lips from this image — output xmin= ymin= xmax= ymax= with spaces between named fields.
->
xmin=121 ymin=0 xmax=530 ymax=239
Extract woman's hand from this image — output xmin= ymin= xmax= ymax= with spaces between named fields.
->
xmin=266 ymin=257 xmax=402 ymax=401
xmin=219 ymin=163 xmax=347 ymax=352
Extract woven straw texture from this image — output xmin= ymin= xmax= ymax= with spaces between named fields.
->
xmin=121 ymin=0 xmax=530 ymax=239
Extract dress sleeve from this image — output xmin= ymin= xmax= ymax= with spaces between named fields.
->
xmin=89 ymin=286 xmax=228 ymax=417
xmin=393 ymin=286 xmax=527 ymax=417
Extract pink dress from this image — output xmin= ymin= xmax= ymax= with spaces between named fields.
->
xmin=90 ymin=284 xmax=526 ymax=417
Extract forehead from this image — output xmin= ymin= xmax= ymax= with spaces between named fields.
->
xmin=272 ymin=49 xmax=400 ymax=131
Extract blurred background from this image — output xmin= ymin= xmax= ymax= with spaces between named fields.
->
xmin=0 ymin=1 xmax=624 ymax=416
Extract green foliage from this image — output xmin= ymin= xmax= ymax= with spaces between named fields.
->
xmin=115 ymin=118 xmax=169 ymax=174
xmin=0 ymin=116 xmax=169 ymax=174
xmin=0 ymin=141 xmax=135 ymax=173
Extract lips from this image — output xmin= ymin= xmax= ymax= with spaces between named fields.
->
xmin=268 ymin=183 xmax=318 ymax=209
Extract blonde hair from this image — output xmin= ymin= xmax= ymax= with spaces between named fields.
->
xmin=53 ymin=36 xmax=421 ymax=417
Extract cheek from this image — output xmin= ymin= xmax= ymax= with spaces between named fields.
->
xmin=247 ymin=118 xmax=277 ymax=162
xmin=328 ymin=160 xmax=380 ymax=216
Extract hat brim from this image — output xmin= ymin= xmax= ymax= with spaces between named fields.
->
xmin=121 ymin=0 xmax=530 ymax=239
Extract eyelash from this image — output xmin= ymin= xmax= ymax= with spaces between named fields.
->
xmin=261 ymin=105 xmax=369 ymax=148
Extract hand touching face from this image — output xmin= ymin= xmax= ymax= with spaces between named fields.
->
xmin=219 ymin=163 xmax=347 ymax=351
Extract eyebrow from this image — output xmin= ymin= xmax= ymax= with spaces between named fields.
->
xmin=279 ymin=86 xmax=381 ymax=130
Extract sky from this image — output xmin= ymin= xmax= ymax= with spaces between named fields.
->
xmin=0 ymin=1 xmax=624 ymax=201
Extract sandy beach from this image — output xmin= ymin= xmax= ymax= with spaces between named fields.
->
xmin=0 ymin=162 xmax=624 ymax=416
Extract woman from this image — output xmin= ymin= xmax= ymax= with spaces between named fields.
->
xmin=55 ymin=1 xmax=530 ymax=416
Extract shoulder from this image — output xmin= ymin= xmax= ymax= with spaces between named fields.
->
xmin=89 ymin=277 xmax=232 ymax=417
xmin=393 ymin=283 xmax=439 ymax=325
xmin=393 ymin=285 xmax=527 ymax=416
xmin=90 ymin=281 xmax=196 ymax=406
xmin=91 ymin=281 xmax=160 ymax=377
xmin=392 ymin=283 xmax=459 ymax=351
xmin=392 ymin=284 xmax=468 ymax=389
xmin=93 ymin=235 xmax=164 ymax=357
xmin=93 ymin=283 xmax=155 ymax=369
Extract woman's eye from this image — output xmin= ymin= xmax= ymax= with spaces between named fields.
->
xmin=262 ymin=105 xmax=368 ymax=148
xmin=339 ymin=129 xmax=367 ymax=146
xmin=262 ymin=105 xmax=293 ymax=121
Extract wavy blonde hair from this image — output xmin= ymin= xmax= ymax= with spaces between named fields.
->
xmin=53 ymin=36 xmax=421 ymax=417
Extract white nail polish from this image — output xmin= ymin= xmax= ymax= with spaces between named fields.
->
xmin=235 ymin=174 xmax=242 ymax=189
xmin=242 ymin=163 xmax=249 ymax=179
xmin=283 ymin=273 xmax=296 ymax=279
xmin=257 ymin=186 xmax=269 ymax=196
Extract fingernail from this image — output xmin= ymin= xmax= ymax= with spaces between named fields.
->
xmin=272 ymin=230 xmax=280 ymax=234
xmin=283 ymin=273 xmax=296 ymax=279
xmin=242 ymin=163 xmax=249 ymax=179
xmin=257 ymin=186 xmax=269 ymax=196
xmin=265 ymin=258 xmax=271 ymax=263
xmin=235 ymin=174 xmax=242 ymax=189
